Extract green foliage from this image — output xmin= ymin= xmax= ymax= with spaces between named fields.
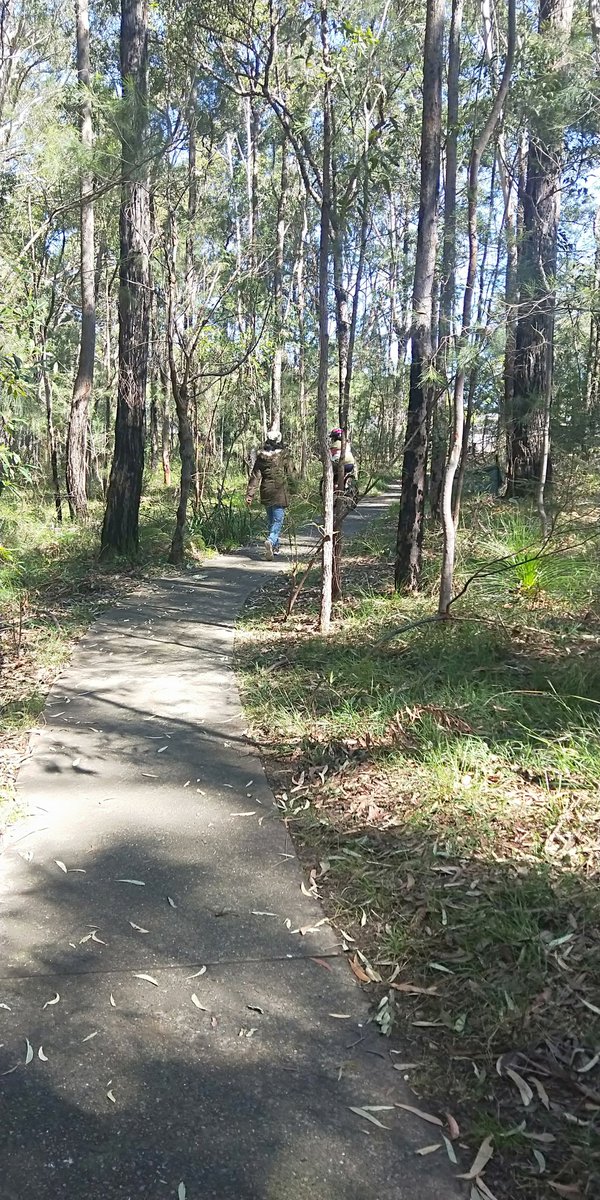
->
xmin=189 ymin=499 xmax=264 ymax=551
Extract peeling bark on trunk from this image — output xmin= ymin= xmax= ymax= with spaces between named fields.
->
xmin=395 ymin=0 xmax=444 ymax=591
xmin=66 ymin=0 xmax=95 ymax=519
xmin=100 ymin=0 xmax=150 ymax=558
xmin=512 ymin=0 xmax=574 ymax=484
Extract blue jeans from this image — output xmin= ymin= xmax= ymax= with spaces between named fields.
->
xmin=266 ymin=505 xmax=285 ymax=549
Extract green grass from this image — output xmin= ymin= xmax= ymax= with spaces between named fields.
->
xmin=237 ymin=493 xmax=600 ymax=1199
xmin=0 ymin=473 xmax=205 ymax=821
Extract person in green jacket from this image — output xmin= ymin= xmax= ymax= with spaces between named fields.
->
xmin=245 ymin=429 xmax=297 ymax=559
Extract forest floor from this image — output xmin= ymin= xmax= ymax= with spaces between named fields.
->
xmin=237 ymin=487 xmax=600 ymax=1200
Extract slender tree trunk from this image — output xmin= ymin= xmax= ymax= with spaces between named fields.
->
xmin=270 ymin=133 xmax=287 ymax=432
xmin=586 ymin=207 xmax=600 ymax=429
xmin=149 ymin=375 xmax=159 ymax=470
xmin=497 ymin=129 xmax=520 ymax=475
xmin=453 ymin=153 xmax=499 ymax=522
xmin=159 ymin=361 xmax=172 ymax=486
xmin=585 ymin=6 xmax=600 ymax=435
xmin=66 ymin=0 xmax=95 ymax=519
xmin=185 ymin=98 xmax=197 ymax=319
xmin=318 ymin=0 xmax=334 ymax=635
xmin=297 ymin=195 xmax=309 ymax=477
xmin=395 ymin=0 xmax=444 ymax=591
xmin=100 ymin=0 xmax=150 ymax=558
xmin=166 ymin=217 xmax=194 ymax=564
xmin=430 ymin=0 xmax=463 ymax=521
xmin=41 ymin=342 xmax=63 ymax=523
xmin=245 ymin=93 xmax=259 ymax=268
xmin=332 ymin=235 xmax=350 ymax=428
xmin=512 ymin=0 xmax=574 ymax=483
xmin=332 ymin=181 xmax=369 ymax=601
xmin=168 ymin=373 xmax=194 ymax=564
xmin=439 ymin=0 xmax=463 ymax=357
xmin=438 ymin=0 xmax=515 ymax=615
xmin=103 ymin=260 xmax=113 ymax=482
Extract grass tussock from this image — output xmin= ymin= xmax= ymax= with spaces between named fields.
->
xmin=237 ymin=496 xmax=600 ymax=1200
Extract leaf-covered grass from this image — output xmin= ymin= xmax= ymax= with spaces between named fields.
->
xmin=237 ymin=494 xmax=600 ymax=1200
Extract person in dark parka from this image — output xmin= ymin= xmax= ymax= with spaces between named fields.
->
xmin=245 ymin=429 xmax=297 ymax=559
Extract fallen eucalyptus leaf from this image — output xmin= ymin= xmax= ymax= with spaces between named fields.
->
xmin=579 ymin=996 xmax=600 ymax=1016
xmin=116 ymin=879 xmax=145 ymax=886
xmin=472 ymin=1183 xmax=499 ymax=1200
xmin=395 ymin=1103 xmax=443 ymax=1127
xmin=577 ymin=1051 xmax=600 ymax=1074
xmin=42 ymin=992 xmax=60 ymax=1010
xmin=129 ymin=922 xmax=149 ymax=933
xmin=186 ymin=967 xmax=207 ymax=980
xmin=532 ymin=1149 xmax=546 ymax=1174
xmin=298 ymin=917 xmax=329 ymax=936
xmin=82 ymin=1031 xmax=98 ymax=1042
xmin=109 ymin=994 xmax=116 ymax=1007
xmin=38 ymin=1046 xmax=48 ymax=1062
xmin=457 ymin=1134 xmax=494 ymax=1180
xmin=133 ymin=973 xmax=159 ymax=986
xmin=167 ymin=896 xmax=177 ymax=908
xmin=55 ymin=860 xmax=68 ymax=873
xmin=178 ymin=1185 xmax=187 ymax=1200
xmin=443 ymin=1134 xmax=458 ymax=1164
xmin=191 ymin=994 xmax=207 ymax=1010
xmin=531 ymin=1077 xmax=550 ymax=1109
xmin=416 ymin=1144 xmax=441 ymax=1156
xmin=349 ymin=956 xmax=370 ymax=983
xmin=25 ymin=1039 xmax=33 ymax=1065
xmin=107 ymin=1089 xmax=116 ymax=1104
xmin=349 ymin=1106 xmax=390 ymax=1129
xmin=391 ymin=982 xmax=438 ymax=995
xmin=505 ymin=1067 xmax=533 ymax=1107
xmin=1 ymin=1064 xmax=18 ymax=1075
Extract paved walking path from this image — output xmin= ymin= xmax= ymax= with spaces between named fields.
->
xmin=1 ymin=489 xmax=463 ymax=1200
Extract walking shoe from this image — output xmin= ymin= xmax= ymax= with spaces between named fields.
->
xmin=264 ymin=539 xmax=274 ymax=560
xmin=273 ymin=544 xmax=280 ymax=555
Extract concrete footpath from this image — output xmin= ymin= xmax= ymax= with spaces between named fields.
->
xmin=0 ymin=489 xmax=463 ymax=1200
